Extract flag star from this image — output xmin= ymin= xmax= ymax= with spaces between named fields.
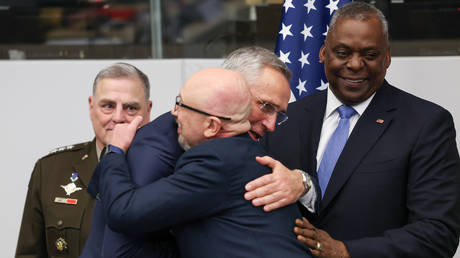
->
xmin=304 ymin=0 xmax=317 ymax=14
xmin=275 ymin=0 xmax=352 ymax=100
xmin=279 ymin=23 xmax=293 ymax=40
xmin=283 ymin=0 xmax=295 ymax=13
xmin=301 ymin=24 xmax=314 ymax=41
xmin=296 ymin=79 xmax=307 ymax=95
xmin=316 ymin=80 xmax=329 ymax=91
xmin=326 ymin=0 xmax=339 ymax=15
xmin=323 ymin=25 xmax=329 ymax=37
xmin=298 ymin=51 xmax=310 ymax=68
xmin=278 ymin=50 xmax=291 ymax=64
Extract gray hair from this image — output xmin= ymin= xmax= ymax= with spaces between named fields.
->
xmin=92 ymin=62 xmax=150 ymax=100
xmin=222 ymin=46 xmax=292 ymax=86
xmin=329 ymin=1 xmax=389 ymax=45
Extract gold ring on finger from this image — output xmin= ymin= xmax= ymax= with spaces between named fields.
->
xmin=316 ymin=241 xmax=322 ymax=251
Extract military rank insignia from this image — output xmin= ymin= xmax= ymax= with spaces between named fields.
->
xmin=60 ymin=172 xmax=82 ymax=196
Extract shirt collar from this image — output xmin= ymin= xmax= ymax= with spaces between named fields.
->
xmin=96 ymin=143 xmax=103 ymax=161
xmin=324 ymin=86 xmax=375 ymax=120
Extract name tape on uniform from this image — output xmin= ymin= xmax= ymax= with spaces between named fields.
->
xmin=54 ymin=197 xmax=78 ymax=205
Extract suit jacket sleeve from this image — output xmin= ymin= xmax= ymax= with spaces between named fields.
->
xmin=345 ymin=107 xmax=460 ymax=258
xmin=99 ymin=145 xmax=229 ymax=236
xmin=16 ymin=161 xmax=48 ymax=258
xmin=100 ymin=112 xmax=182 ymax=257
xmin=127 ymin=112 xmax=183 ymax=186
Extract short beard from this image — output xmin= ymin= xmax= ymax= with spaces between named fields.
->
xmin=178 ymin=134 xmax=191 ymax=151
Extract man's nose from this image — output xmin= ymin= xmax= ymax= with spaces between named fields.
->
xmin=112 ymin=106 xmax=127 ymax=123
xmin=346 ymin=54 xmax=363 ymax=71
xmin=262 ymin=113 xmax=277 ymax=133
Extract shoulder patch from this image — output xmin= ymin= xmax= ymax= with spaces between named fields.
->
xmin=46 ymin=141 xmax=90 ymax=156
xmin=49 ymin=144 xmax=75 ymax=154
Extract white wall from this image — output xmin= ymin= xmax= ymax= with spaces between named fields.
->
xmin=1 ymin=57 xmax=459 ymax=257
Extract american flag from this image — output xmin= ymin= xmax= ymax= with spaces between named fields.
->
xmin=275 ymin=0 xmax=352 ymax=100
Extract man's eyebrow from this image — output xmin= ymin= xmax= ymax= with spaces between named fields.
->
xmin=98 ymin=99 xmax=115 ymax=104
xmin=263 ymin=98 xmax=286 ymax=113
xmin=259 ymin=97 xmax=279 ymax=108
xmin=331 ymin=43 xmax=351 ymax=49
xmin=361 ymin=46 xmax=380 ymax=52
xmin=122 ymin=102 xmax=141 ymax=107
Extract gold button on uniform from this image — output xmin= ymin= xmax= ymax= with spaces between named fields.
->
xmin=55 ymin=237 xmax=68 ymax=252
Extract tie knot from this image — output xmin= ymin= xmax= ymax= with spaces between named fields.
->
xmin=337 ymin=105 xmax=356 ymax=119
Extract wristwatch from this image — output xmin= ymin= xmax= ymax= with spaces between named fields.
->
xmin=296 ymin=169 xmax=312 ymax=194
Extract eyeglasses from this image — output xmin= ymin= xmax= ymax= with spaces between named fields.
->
xmin=174 ymin=95 xmax=231 ymax=121
xmin=255 ymin=97 xmax=288 ymax=126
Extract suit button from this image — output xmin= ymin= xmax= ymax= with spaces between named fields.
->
xmin=57 ymin=220 xmax=63 ymax=227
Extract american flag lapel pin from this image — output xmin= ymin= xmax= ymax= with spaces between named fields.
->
xmin=376 ymin=119 xmax=384 ymax=124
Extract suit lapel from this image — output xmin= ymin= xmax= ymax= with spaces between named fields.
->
xmin=299 ymin=91 xmax=327 ymax=177
xmin=73 ymin=140 xmax=98 ymax=188
xmin=320 ymin=82 xmax=399 ymax=212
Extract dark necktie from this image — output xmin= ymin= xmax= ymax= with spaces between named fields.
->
xmin=318 ymin=105 xmax=356 ymax=197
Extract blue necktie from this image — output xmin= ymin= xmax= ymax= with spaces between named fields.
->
xmin=318 ymin=105 xmax=356 ymax=197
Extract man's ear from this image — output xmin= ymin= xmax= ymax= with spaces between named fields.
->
xmin=384 ymin=47 xmax=391 ymax=68
xmin=203 ymin=117 xmax=222 ymax=138
xmin=319 ymin=44 xmax=326 ymax=63
xmin=88 ymin=96 xmax=94 ymax=112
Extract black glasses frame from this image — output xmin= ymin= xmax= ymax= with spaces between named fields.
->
xmin=175 ymin=95 xmax=231 ymax=121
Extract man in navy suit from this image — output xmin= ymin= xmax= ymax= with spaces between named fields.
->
xmin=82 ymin=111 xmax=183 ymax=258
xmin=96 ymin=68 xmax=311 ymax=258
xmin=248 ymin=2 xmax=460 ymax=258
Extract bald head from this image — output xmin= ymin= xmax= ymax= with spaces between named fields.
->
xmin=182 ymin=68 xmax=251 ymax=125
xmin=173 ymin=68 xmax=252 ymax=150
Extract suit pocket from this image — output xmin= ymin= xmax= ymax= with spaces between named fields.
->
xmin=44 ymin=205 xmax=84 ymax=257
xmin=355 ymin=156 xmax=407 ymax=174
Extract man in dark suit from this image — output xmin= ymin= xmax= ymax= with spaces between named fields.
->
xmin=16 ymin=63 xmax=152 ymax=258
xmin=81 ymin=112 xmax=182 ymax=258
xmin=94 ymin=68 xmax=311 ymax=258
xmin=248 ymin=2 xmax=460 ymax=258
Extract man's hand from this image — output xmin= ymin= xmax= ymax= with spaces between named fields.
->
xmin=108 ymin=116 xmax=143 ymax=153
xmin=244 ymin=156 xmax=306 ymax=212
xmin=294 ymin=217 xmax=350 ymax=258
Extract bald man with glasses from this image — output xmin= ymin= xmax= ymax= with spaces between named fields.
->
xmin=89 ymin=68 xmax=312 ymax=258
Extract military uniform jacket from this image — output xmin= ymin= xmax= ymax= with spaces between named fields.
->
xmin=16 ymin=140 xmax=98 ymax=258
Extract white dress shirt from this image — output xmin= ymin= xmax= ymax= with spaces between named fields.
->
xmin=316 ymin=87 xmax=375 ymax=171
xmin=299 ymin=88 xmax=375 ymax=212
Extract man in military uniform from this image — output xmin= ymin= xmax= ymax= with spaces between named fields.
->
xmin=15 ymin=62 xmax=152 ymax=258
